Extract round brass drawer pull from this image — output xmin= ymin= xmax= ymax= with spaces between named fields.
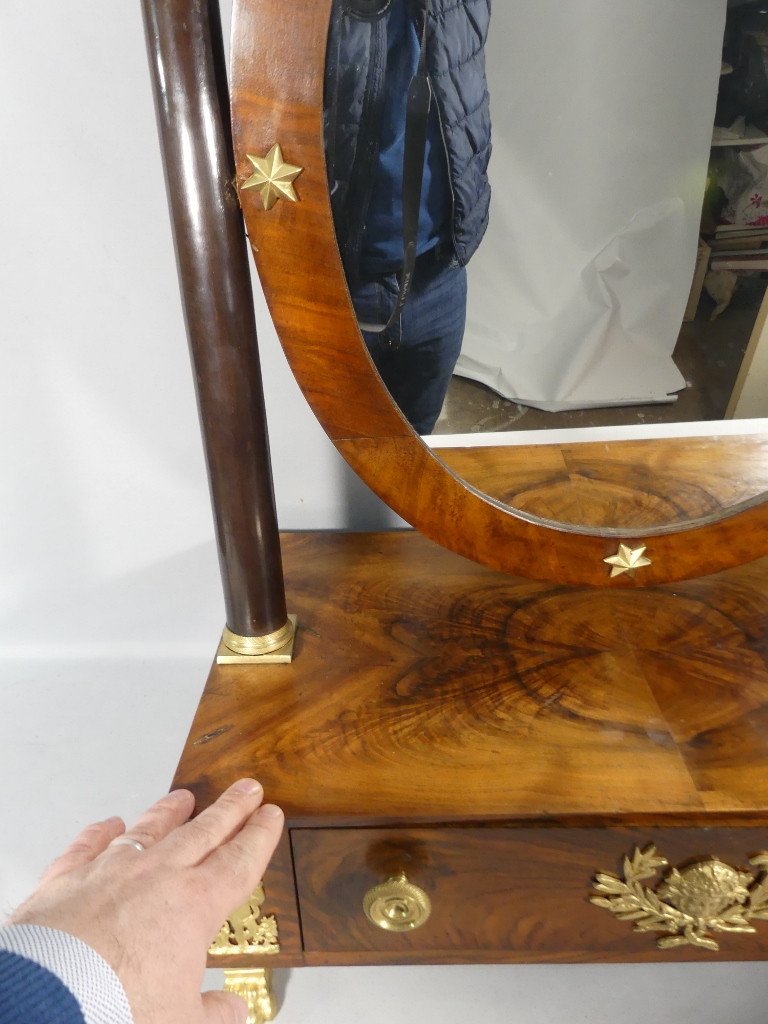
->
xmin=363 ymin=873 xmax=432 ymax=932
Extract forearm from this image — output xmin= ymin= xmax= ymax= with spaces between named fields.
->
xmin=0 ymin=925 xmax=132 ymax=1024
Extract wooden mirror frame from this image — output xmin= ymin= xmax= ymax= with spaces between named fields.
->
xmin=230 ymin=0 xmax=768 ymax=587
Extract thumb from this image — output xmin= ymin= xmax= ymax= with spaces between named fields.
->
xmin=201 ymin=990 xmax=251 ymax=1024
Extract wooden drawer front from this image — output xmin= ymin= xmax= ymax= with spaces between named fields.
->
xmin=292 ymin=826 xmax=768 ymax=963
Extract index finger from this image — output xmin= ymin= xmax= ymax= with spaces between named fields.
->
xmin=162 ymin=779 xmax=265 ymax=865
xmin=196 ymin=803 xmax=284 ymax=911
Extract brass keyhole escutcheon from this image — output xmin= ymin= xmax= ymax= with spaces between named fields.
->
xmin=363 ymin=872 xmax=432 ymax=932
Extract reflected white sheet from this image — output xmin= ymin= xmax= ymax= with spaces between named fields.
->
xmin=456 ymin=0 xmax=727 ymax=411
xmin=424 ymin=417 xmax=768 ymax=449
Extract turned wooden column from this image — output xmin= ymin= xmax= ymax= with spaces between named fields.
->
xmin=142 ymin=0 xmax=290 ymax=648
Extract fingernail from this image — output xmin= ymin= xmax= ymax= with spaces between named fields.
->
xmin=167 ymin=788 xmax=194 ymax=802
xmin=232 ymin=778 xmax=262 ymax=795
xmin=260 ymin=804 xmax=283 ymax=818
xmin=104 ymin=816 xmax=124 ymax=827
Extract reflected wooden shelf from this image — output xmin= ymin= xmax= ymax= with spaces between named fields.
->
xmin=434 ymin=432 xmax=768 ymax=528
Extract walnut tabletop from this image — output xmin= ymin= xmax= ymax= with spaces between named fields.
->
xmin=174 ymin=531 xmax=768 ymax=827
xmin=176 ymin=531 xmax=768 ymax=967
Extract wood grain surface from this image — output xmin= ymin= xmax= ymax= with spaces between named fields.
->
xmin=176 ymin=531 xmax=768 ymax=966
xmin=175 ymin=532 xmax=768 ymax=825
xmin=435 ymin=434 xmax=768 ymax=529
xmin=292 ymin=826 xmax=768 ymax=964
xmin=229 ymin=0 xmax=768 ymax=585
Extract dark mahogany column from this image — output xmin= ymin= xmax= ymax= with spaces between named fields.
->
xmin=142 ymin=0 xmax=291 ymax=651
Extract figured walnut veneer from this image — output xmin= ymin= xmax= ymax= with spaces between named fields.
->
xmin=292 ymin=827 xmax=768 ymax=965
xmin=174 ymin=533 xmax=768 ymax=966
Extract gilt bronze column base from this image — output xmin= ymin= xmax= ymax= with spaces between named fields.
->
xmin=217 ymin=615 xmax=297 ymax=665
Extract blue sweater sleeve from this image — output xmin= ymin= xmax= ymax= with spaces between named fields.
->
xmin=0 ymin=949 xmax=85 ymax=1024
xmin=0 ymin=926 xmax=132 ymax=1024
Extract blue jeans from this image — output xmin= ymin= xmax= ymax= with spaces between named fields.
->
xmin=350 ymin=258 xmax=467 ymax=435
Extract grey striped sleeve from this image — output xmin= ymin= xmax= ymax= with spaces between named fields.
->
xmin=0 ymin=925 xmax=133 ymax=1024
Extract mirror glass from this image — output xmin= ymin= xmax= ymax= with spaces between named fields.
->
xmin=324 ymin=0 xmax=768 ymax=528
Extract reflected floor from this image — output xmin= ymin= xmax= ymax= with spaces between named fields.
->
xmin=433 ymin=276 xmax=764 ymax=435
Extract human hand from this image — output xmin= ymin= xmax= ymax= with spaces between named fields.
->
xmin=7 ymin=779 xmax=284 ymax=1024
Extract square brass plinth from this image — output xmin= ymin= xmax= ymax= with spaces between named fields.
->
xmin=216 ymin=615 xmax=297 ymax=665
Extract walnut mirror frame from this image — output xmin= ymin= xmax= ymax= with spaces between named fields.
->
xmin=230 ymin=0 xmax=768 ymax=587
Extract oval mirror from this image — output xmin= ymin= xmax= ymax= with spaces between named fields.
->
xmin=230 ymin=0 xmax=768 ymax=586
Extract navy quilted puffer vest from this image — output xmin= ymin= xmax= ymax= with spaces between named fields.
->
xmin=324 ymin=0 xmax=492 ymax=281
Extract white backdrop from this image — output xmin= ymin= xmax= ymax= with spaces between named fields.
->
xmin=458 ymin=0 xmax=727 ymax=411
xmin=2 ymin=3 xmax=768 ymax=1022
xmin=0 ymin=1 xmax=399 ymax=661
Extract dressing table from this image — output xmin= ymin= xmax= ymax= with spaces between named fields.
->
xmin=141 ymin=1 xmax=768 ymax=1020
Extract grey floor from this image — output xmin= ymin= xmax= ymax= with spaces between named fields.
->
xmin=434 ymin=276 xmax=763 ymax=435
xmin=2 ymin=653 xmax=768 ymax=1023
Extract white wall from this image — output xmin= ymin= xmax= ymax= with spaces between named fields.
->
xmin=2 ymin=4 xmax=768 ymax=1022
xmin=0 ymin=0 xmax=395 ymax=659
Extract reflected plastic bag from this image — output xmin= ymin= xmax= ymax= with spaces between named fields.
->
xmin=719 ymin=142 xmax=768 ymax=225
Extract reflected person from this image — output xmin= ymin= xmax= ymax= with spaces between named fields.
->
xmin=324 ymin=0 xmax=491 ymax=434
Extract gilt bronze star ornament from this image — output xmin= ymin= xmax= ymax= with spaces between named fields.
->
xmin=603 ymin=543 xmax=652 ymax=578
xmin=241 ymin=144 xmax=303 ymax=211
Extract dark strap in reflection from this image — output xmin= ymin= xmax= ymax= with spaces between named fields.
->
xmin=365 ymin=0 xmax=433 ymax=336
